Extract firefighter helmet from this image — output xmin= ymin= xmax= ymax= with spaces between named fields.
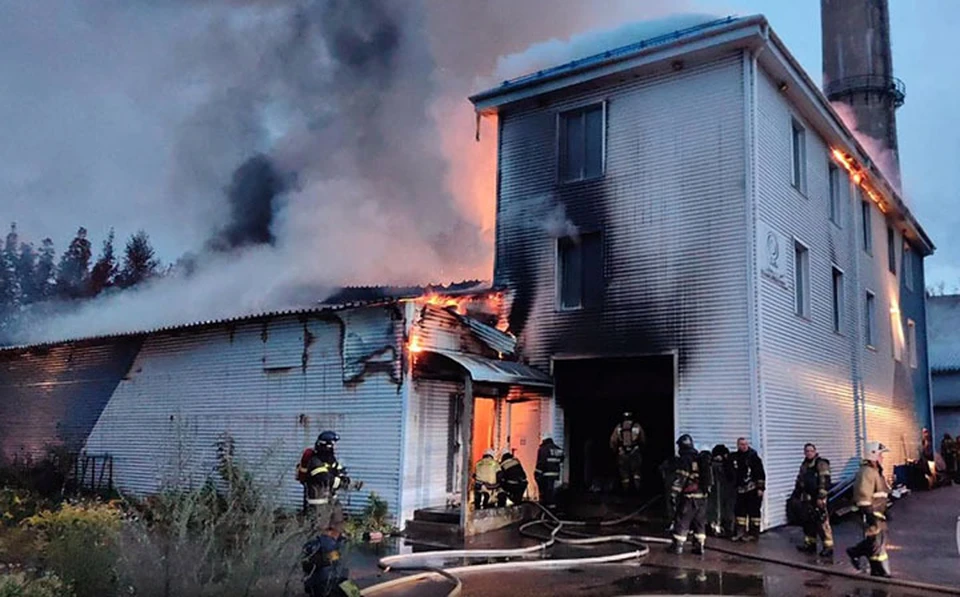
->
xmin=676 ymin=434 xmax=694 ymax=449
xmin=315 ymin=430 xmax=340 ymax=450
xmin=622 ymin=411 xmax=633 ymax=419
xmin=483 ymin=448 xmax=496 ymax=459
xmin=865 ymin=441 xmax=889 ymax=462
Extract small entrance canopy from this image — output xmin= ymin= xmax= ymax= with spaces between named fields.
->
xmin=426 ymin=348 xmax=552 ymax=389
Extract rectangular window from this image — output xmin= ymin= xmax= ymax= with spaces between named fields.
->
xmin=861 ymin=198 xmax=872 ymax=254
xmin=887 ymin=226 xmax=897 ymax=274
xmin=557 ymin=232 xmax=602 ymax=310
xmin=907 ymin=319 xmax=918 ymax=368
xmin=832 ymin=266 xmax=844 ymax=333
xmin=794 ymin=241 xmax=810 ymax=318
xmin=903 ymin=242 xmax=914 ymax=291
xmin=865 ymin=291 xmax=876 ymax=348
xmin=891 ymin=311 xmax=903 ymax=362
xmin=559 ymin=104 xmax=604 ymax=182
xmin=791 ymin=119 xmax=807 ymax=193
xmin=829 ymin=164 xmax=841 ymax=225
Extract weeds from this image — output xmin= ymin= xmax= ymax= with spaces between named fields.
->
xmin=0 ymin=571 xmax=74 ymax=597
xmin=343 ymin=493 xmax=397 ymax=539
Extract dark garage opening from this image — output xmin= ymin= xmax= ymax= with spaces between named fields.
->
xmin=555 ymin=355 xmax=675 ymax=501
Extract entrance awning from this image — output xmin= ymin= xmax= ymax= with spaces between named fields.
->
xmin=426 ymin=349 xmax=553 ymax=389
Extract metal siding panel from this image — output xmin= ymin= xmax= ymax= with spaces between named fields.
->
xmin=401 ymin=379 xmax=458 ymax=523
xmin=496 ymin=54 xmax=751 ymax=450
xmin=84 ymin=306 xmax=405 ymax=518
xmin=0 ymin=339 xmax=142 ymax=461
xmin=754 ymin=66 xmax=924 ymax=526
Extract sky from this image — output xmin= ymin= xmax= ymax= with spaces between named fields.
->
xmin=1 ymin=0 xmax=958 ymax=295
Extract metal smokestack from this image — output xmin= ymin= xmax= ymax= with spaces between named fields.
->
xmin=821 ymin=0 xmax=905 ymax=173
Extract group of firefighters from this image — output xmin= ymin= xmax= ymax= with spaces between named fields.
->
xmin=293 ymin=416 xmax=900 ymax=594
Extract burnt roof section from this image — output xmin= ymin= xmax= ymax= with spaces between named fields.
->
xmin=322 ymin=280 xmax=490 ymax=304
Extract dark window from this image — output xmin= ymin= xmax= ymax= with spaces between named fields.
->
xmin=903 ymin=243 xmax=914 ymax=291
xmin=559 ymin=104 xmax=604 ymax=182
xmin=865 ymin=291 xmax=876 ymax=348
xmin=832 ymin=267 xmax=844 ymax=333
xmin=558 ymin=232 xmax=602 ymax=309
xmin=861 ymin=198 xmax=872 ymax=253
xmin=794 ymin=241 xmax=810 ymax=317
xmin=791 ymin=119 xmax=806 ymax=193
xmin=829 ymin=164 xmax=841 ymax=225
xmin=887 ymin=226 xmax=896 ymax=274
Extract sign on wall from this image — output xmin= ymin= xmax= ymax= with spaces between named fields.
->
xmin=757 ymin=220 xmax=789 ymax=289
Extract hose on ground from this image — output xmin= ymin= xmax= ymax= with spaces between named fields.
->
xmin=362 ymin=500 xmax=653 ymax=596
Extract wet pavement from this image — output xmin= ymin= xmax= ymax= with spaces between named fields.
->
xmin=347 ymin=485 xmax=960 ymax=596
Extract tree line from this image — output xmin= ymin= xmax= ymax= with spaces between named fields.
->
xmin=0 ymin=223 xmax=162 ymax=336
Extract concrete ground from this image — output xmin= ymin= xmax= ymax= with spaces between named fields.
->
xmin=348 ymin=485 xmax=960 ymax=596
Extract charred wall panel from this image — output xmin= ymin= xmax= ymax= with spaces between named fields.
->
xmin=495 ymin=54 xmax=752 ymax=448
xmin=83 ymin=306 xmax=405 ymax=517
xmin=0 ymin=338 xmax=143 ymax=462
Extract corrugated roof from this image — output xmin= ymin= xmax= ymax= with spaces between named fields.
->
xmin=427 ymin=348 xmax=553 ymax=388
xmin=0 ymin=299 xmax=398 ymax=354
xmin=928 ymin=295 xmax=960 ymax=372
xmin=322 ymin=280 xmax=489 ymax=304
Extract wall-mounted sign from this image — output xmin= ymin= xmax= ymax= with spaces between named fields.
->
xmin=758 ymin=221 xmax=789 ymax=289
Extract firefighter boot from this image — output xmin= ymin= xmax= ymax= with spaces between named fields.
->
xmin=845 ymin=547 xmax=862 ymax=572
xmin=692 ymin=537 xmax=705 ymax=555
xmin=668 ymin=538 xmax=684 ymax=555
xmin=796 ymin=541 xmax=817 ymax=554
xmin=819 ymin=546 xmax=834 ymax=558
xmin=869 ymin=558 xmax=892 ymax=578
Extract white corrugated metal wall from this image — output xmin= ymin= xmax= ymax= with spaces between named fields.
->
xmin=84 ymin=306 xmax=406 ymax=516
xmin=754 ymin=66 xmax=862 ymax=527
xmin=496 ymin=54 xmax=752 ymax=453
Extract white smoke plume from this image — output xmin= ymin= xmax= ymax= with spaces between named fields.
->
xmin=831 ymin=101 xmax=903 ymax=197
xmin=3 ymin=0 xmax=702 ymax=345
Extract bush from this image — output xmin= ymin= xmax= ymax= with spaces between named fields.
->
xmin=26 ymin=501 xmax=122 ymax=597
xmin=0 ymin=572 xmax=74 ymax=597
xmin=343 ymin=492 xmax=397 ymax=539
xmin=0 ymin=489 xmax=50 ymax=528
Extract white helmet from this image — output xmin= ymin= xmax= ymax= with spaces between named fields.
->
xmin=483 ymin=448 xmax=496 ymax=459
xmin=865 ymin=441 xmax=889 ymax=462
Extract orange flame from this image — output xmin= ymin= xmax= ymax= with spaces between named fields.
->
xmin=830 ymin=147 xmax=888 ymax=213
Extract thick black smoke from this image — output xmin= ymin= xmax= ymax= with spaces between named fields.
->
xmin=209 ymin=154 xmax=285 ymax=251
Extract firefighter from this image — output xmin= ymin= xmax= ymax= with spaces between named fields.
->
xmin=707 ymin=444 xmax=734 ymax=537
xmin=535 ymin=437 xmax=564 ymax=508
xmin=941 ymin=433 xmax=957 ymax=480
xmin=301 ymin=532 xmax=358 ymax=597
xmin=793 ymin=443 xmax=834 ymax=557
xmin=731 ymin=437 xmax=765 ymax=542
xmin=474 ymin=449 xmax=501 ymax=509
xmin=305 ymin=431 xmax=350 ymax=534
xmin=846 ymin=441 xmax=893 ymax=578
xmin=668 ymin=434 xmax=712 ymax=555
xmin=497 ymin=450 xmax=529 ymax=506
xmin=610 ymin=411 xmax=646 ymax=494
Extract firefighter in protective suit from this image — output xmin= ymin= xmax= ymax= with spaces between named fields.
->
xmin=846 ymin=441 xmax=893 ymax=578
xmin=668 ymin=434 xmax=712 ymax=555
xmin=731 ymin=437 xmax=765 ymax=541
xmin=610 ymin=412 xmax=646 ymax=493
xmin=474 ymin=449 xmax=501 ymax=509
xmin=793 ymin=443 xmax=834 ymax=557
xmin=302 ymin=431 xmax=359 ymax=597
xmin=535 ymin=437 xmax=564 ymax=507
xmin=497 ymin=450 xmax=528 ymax=506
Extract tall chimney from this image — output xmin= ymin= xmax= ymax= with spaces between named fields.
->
xmin=821 ymin=0 xmax=905 ymax=171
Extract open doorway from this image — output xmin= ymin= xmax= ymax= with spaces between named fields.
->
xmin=554 ymin=355 xmax=675 ymax=500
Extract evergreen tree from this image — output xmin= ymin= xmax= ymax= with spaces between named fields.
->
xmin=117 ymin=230 xmax=160 ymax=289
xmin=34 ymin=238 xmax=57 ymax=302
xmin=16 ymin=242 xmax=37 ymax=304
xmin=56 ymin=227 xmax=92 ymax=299
xmin=1 ymin=224 xmax=23 ymax=317
xmin=89 ymin=228 xmax=118 ymax=296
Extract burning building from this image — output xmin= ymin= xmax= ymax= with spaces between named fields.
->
xmin=470 ymin=12 xmax=932 ymax=528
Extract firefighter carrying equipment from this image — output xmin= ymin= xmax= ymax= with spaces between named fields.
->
xmin=847 ymin=456 xmax=892 ymax=577
xmin=731 ymin=447 xmax=765 ymax=541
xmin=611 ymin=417 xmax=646 ymax=492
xmin=474 ymin=452 xmax=501 ymax=509
xmin=793 ymin=454 xmax=833 ymax=556
xmin=535 ymin=437 xmax=564 ymax=506
xmin=668 ymin=438 xmax=713 ymax=555
xmin=306 ymin=445 xmax=350 ymax=532
xmin=302 ymin=533 xmax=361 ymax=597
xmin=498 ymin=451 xmax=528 ymax=507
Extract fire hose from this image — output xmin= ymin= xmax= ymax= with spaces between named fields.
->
xmin=361 ymin=493 xmax=960 ymax=597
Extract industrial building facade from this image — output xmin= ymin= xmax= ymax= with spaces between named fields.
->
xmin=471 ymin=16 xmax=934 ymax=527
xmin=0 ymin=296 xmax=552 ymax=532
